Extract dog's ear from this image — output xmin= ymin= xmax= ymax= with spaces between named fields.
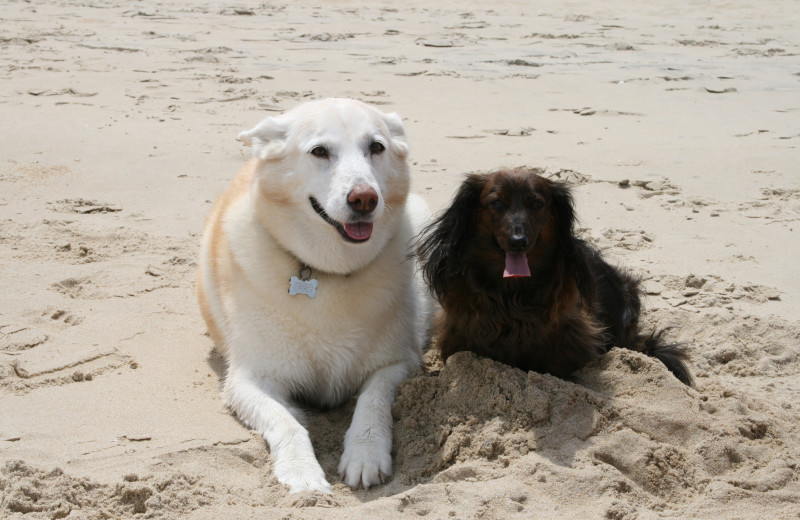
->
xmin=238 ymin=116 xmax=290 ymax=160
xmin=550 ymin=181 xmax=596 ymax=302
xmin=549 ymin=180 xmax=577 ymax=253
xmin=381 ymin=112 xmax=409 ymax=158
xmin=415 ymin=174 xmax=485 ymax=300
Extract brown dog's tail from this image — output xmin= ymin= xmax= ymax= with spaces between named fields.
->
xmin=637 ymin=329 xmax=694 ymax=387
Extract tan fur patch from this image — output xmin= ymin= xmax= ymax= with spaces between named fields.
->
xmin=196 ymin=160 xmax=258 ymax=351
xmin=196 ymin=267 xmax=224 ymax=348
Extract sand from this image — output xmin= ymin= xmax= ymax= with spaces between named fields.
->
xmin=1 ymin=0 xmax=799 ymax=518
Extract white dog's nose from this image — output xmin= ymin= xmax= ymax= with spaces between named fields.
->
xmin=347 ymin=185 xmax=379 ymax=215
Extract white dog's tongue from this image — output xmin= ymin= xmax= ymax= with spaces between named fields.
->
xmin=344 ymin=222 xmax=373 ymax=241
xmin=503 ymin=252 xmax=531 ymax=278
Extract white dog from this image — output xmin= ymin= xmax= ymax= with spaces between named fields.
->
xmin=196 ymin=98 xmax=431 ymax=493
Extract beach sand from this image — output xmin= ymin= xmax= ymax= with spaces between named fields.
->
xmin=1 ymin=0 xmax=799 ymax=518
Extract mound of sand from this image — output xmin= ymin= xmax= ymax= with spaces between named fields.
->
xmin=390 ymin=343 xmax=799 ymax=518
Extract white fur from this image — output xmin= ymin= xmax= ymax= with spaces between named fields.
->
xmin=198 ymin=98 xmax=431 ymax=493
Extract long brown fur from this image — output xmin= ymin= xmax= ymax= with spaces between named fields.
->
xmin=415 ymin=169 xmax=693 ymax=385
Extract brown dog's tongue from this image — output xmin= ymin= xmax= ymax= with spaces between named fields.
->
xmin=503 ymin=252 xmax=531 ymax=278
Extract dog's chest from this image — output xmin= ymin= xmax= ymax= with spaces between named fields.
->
xmin=240 ymin=276 xmax=406 ymax=404
xmin=230 ymin=239 xmax=413 ymax=405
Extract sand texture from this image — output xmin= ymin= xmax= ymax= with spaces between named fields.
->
xmin=2 ymin=0 xmax=799 ymax=518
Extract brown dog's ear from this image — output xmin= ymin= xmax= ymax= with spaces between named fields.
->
xmin=549 ymin=180 xmax=595 ymax=303
xmin=415 ymin=174 xmax=485 ymax=301
xmin=548 ymin=180 xmax=576 ymax=249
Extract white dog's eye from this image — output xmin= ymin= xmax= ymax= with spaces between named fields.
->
xmin=369 ymin=141 xmax=385 ymax=155
xmin=310 ymin=146 xmax=329 ymax=159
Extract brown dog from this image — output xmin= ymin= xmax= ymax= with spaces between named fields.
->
xmin=415 ymin=169 xmax=692 ymax=385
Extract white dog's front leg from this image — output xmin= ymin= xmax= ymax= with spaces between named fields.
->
xmin=224 ymin=370 xmax=331 ymax=494
xmin=338 ymin=362 xmax=411 ymax=489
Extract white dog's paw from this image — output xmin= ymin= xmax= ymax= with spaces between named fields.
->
xmin=274 ymin=458 xmax=332 ymax=494
xmin=338 ymin=436 xmax=392 ymax=489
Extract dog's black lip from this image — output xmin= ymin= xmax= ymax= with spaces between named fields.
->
xmin=309 ymin=197 xmax=370 ymax=244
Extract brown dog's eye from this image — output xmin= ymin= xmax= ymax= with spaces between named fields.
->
xmin=490 ymin=199 xmax=506 ymax=211
xmin=369 ymin=141 xmax=385 ymax=155
xmin=529 ymin=199 xmax=544 ymax=210
xmin=310 ymin=146 xmax=329 ymax=158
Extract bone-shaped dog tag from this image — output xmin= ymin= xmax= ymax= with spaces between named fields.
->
xmin=289 ymin=265 xmax=317 ymax=298
xmin=289 ymin=276 xmax=318 ymax=298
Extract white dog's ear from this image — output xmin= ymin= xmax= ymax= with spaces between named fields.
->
xmin=238 ymin=116 xmax=289 ymax=160
xmin=382 ymin=112 xmax=409 ymax=158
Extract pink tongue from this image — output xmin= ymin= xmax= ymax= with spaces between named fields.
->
xmin=503 ymin=252 xmax=531 ymax=278
xmin=344 ymin=222 xmax=373 ymax=241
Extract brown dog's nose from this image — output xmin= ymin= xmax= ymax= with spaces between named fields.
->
xmin=508 ymin=234 xmax=529 ymax=252
xmin=508 ymin=222 xmax=529 ymax=252
xmin=347 ymin=185 xmax=379 ymax=214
